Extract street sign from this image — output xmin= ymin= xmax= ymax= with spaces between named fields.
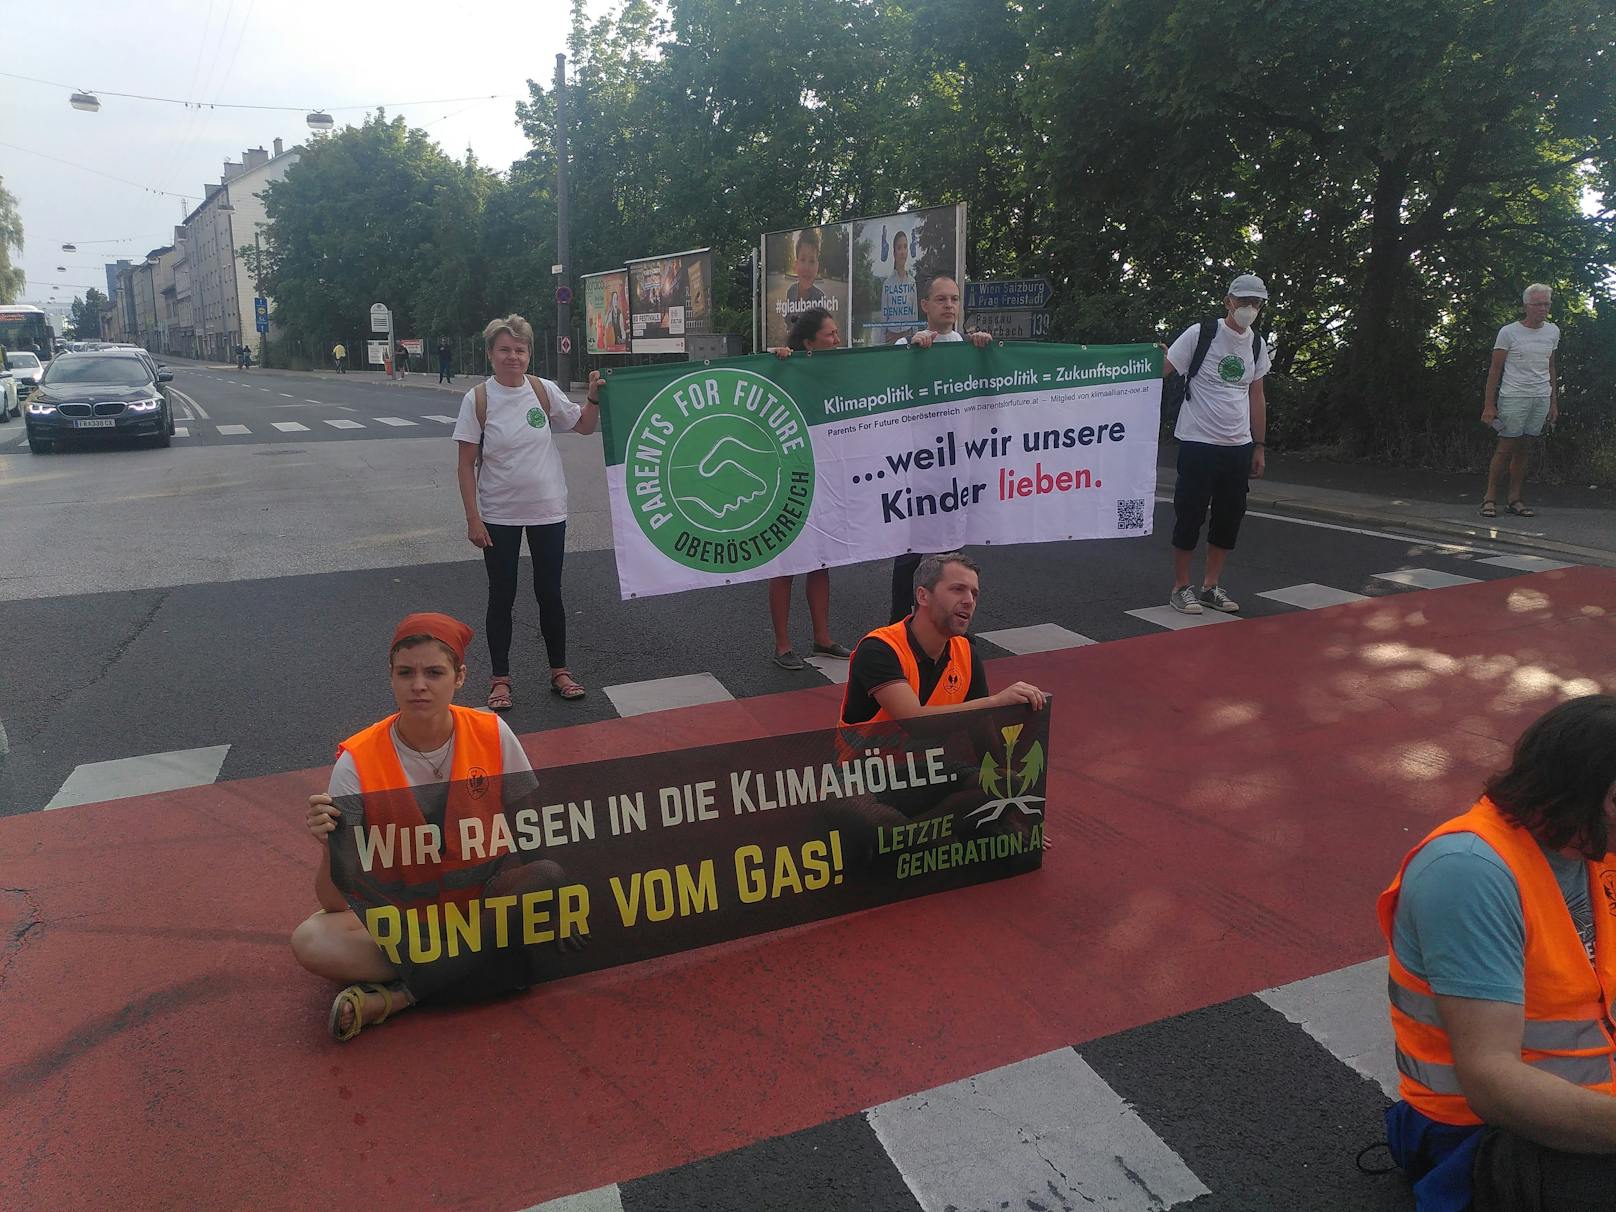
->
xmin=366 ymin=340 xmax=389 ymax=365
xmin=559 ymin=335 xmax=573 ymax=355
xmin=551 ymin=264 xmax=565 ymax=275
xmin=556 ymin=285 xmax=574 ymax=306
xmin=964 ymin=279 xmax=1052 ymax=311
xmin=965 ymin=310 xmax=1051 ymax=341
xmin=400 ymin=338 xmax=423 ymax=357
xmin=254 ymin=297 xmax=269 ymax=334
xmin=369 ymin=302 xmax=392 ymax=333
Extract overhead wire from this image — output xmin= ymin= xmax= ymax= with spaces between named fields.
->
xmin=0 ymin=70 xmax=514 ymax=114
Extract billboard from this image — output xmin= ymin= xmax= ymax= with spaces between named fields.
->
xmin=760 ymin=204 xmax=965 ymax=350
xmin=584 ymin=269 xmax=631 ymax=355
xmin=627 ymin=249 xmax=713 ymax=354
xmin=762 ymin=223 xmax=852 ymax=349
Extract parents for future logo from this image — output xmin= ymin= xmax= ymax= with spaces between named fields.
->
xmin=624 ymin=368 xmax=817 ymax=575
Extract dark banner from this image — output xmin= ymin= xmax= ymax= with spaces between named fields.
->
xmin=328 ymin=704 xmax=1051 ymax=1000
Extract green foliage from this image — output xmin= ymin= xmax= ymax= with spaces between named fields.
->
xmin=0 ymin=175 xmax=24 ymax=304
xmin=69 ymin=287 xmax=107 ymax=338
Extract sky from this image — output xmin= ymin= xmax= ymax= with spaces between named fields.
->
xmin=2 ymin=0 xmax=612 ymax=311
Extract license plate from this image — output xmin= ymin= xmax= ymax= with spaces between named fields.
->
xmin=74 ymin=418 xmax=116 ymax=429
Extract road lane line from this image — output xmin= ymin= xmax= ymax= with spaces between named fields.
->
xmin=279 ymin=392 xmax=296 ymax=398
xmin=304 ymin=399 xmax=323 ymax=404
xmin=272 ymin=421 xmax=311 ymax=432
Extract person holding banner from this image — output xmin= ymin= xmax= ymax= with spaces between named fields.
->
xmin=454 ymin=314 xmax=600 ymax=708
xmin=293 ymin=612 xmax=544 ymax=1041
xmin=765 ymin=306 xmax=852 ymax=669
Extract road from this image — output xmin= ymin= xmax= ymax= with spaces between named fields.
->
xmin=2 ymin=359 xmax=1610 ymax=1210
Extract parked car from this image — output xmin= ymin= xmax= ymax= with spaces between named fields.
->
xmin=5 ymin=351 xmax=45 ymax=400
xmin=0 ymin=366 xmax=16 ymax=421
xmin=24 ymin=351 xmax=175 ymax=453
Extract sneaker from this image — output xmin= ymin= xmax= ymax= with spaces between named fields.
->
xmin=772 ymin=648 xmax=808 ymax=670
xmin=811 ymin=641 xmax=852 ymax=659
xmin=1169 ymin=586 xmax=1203 ymax=614
xmin=1199 ymin=585 xmax=1241 ymax=613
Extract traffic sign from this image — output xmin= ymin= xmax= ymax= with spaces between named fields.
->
xmin=559 ymin=335 xmax=573 ymax=355
xmin=964 ymin=279 xmax=1052 ymax=311
xmin=965 ymin=311 xmax=1051 ymax=341
xmin=557 ymin=285 xmax=574 ymax=306
xmin=254 ymin=297 xmax=269 ymax=334
xmin=369 ymin=302 xmax=392 ymax=333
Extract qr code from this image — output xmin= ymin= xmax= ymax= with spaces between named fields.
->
xmin=1117 ymin=497 xmax=1147 ymax=531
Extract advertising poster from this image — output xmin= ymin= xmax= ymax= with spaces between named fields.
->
xmin=627 ymin=249 xmax=713 ymax=354
xmin=329 ymin=706 xmax=1050 ymax=1001
xmin=761 ymin=223 xmax=852 ymax=350
xmin=585 ymin=269 xmax=631 ymax=355
xmin=598 ymin=341 xmax=1161 ymax=599
xmin=849 ymin=204 xmax=965 ymax=346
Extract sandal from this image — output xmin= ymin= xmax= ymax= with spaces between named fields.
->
xmin=1506 ymin=501 xmax=1536 ymax=517
xmin=487 ymin=676 xmax=513 ymax=711
xmin=1479 ymin=500 xmax=1497 ymax=518
xmin=328 ymin=981 xmax=405 ymax=1042
xmin=550 ymin=670 xmax=586 ymax=700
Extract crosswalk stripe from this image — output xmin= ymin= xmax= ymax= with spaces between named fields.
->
xmin=272 ymin=421 xmax=311 ymax=432
xmin=173 ymin=426 xmax=190 ymax=438
xmin=44 ymin=744 xmax=232 ymax=811
xmin=304 ymin=399 xmax=323 ymax=405
xmin=868 ymin=1048 xmax=1209 ymax=1211
xmin=803 ymin=654 xmax=851 ymax=683
xmin=979 ymin=622 xmax=1096 ymax=653
xmin=523 ymin=1187 xmax=625 ymax=1212
xmin=1257 ymin=583 xmax=1369 ymax=609
xmin=279 ymin=393 xmax=296 ymax=398
xmin=1126 ymin=604 xmax=1240 ymax=630
xmin=425 ymin=414 xmax=458 ymax=424
xmin=1479 ymin=554 xmax=1578 ymax=572
xmin=371 ymin=416 xmax=418 ymax=427
xmin=1258 ymin=957 xmax=1399 ymax=1098
xmin=216 ymin=424 xmax=251 ymax=435
xmin=1373 ymin=568 xmax=1481 ymax=590
xmin=602 ymin=672 xmax=734 ymax=717
xmin=323 ymin=419 xmax=365 ymax=429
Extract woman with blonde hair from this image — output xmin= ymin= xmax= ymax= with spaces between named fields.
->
xmin=453 ymin=315 xmax=602 ymax=708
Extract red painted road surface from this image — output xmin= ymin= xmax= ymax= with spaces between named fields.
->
xmin=4 ymin=569 xmax=1613 ymax=1210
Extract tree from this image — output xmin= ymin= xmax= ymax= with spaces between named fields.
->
xmin=69 ymin=288 xmax=107 ymax=338
xmin=0 ymin=176 xmax=24 ymax=304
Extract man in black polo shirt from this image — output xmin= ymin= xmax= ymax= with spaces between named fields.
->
xmin=842 ymin=551 xmax=1045 ymax=726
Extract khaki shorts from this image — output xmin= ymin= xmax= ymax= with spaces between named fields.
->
xmin=1493 ymin=394 xmax=1550 ymax=439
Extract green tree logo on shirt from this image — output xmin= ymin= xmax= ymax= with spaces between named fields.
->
xmin=1218 ymin=355 xmax=1246 ymax=383
xmin=622 ymin=368 xmax=816 ymax=575
xmin=527 ymin=406 xmax=548 ymax=429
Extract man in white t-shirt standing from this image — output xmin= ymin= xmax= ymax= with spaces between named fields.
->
xmin=1480 ymin=284 xmax=1560 ymax=519
xmin=889 ymin=276 xmax=994 ymax=622
xmin=1160 ymin=274 xmax=1270 ymax=615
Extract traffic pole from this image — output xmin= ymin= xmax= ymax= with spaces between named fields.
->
xmin=555 ymin=52 xmax=571 ymax=389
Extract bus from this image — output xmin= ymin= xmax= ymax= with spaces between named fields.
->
xmin=0 ymin=305 xmax=56 ymax=358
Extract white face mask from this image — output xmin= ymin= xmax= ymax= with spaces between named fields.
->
xmin=1232 ymin=305 xmax=1261 ymax=329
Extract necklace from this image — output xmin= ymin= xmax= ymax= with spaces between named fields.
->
xmin=395 ymin=725 xmax=452 ymax=780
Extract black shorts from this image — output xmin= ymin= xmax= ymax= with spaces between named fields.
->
xmin=1172 ymin=440 xmax=1254 ymax=551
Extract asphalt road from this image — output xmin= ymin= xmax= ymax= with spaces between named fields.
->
xmin=4 ymin=360 xmax=1602 ymax=1210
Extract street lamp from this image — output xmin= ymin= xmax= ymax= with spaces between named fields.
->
xmin=69 ymin=91 xmax=101 ymax=112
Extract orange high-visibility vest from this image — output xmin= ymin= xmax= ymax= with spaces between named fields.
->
xmin=838 ymin=618 xmax=973 ymax=730
xmin=1378 ymin=797 xmax=1616 ymax=1125
xmin=336 ymin=704 xmax=508 ymax=905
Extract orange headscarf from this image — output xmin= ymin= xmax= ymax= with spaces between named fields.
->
xmin=390 ymin=612 xmax=474 ymax=664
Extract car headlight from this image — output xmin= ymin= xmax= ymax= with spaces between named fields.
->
xmin=26 ymin=401 xmax=57 ymax=415
xmin=127 ymin=398 xmax=163 ymax=412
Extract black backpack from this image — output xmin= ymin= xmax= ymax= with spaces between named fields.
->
xmin=1162 ymin=318 xmax=1263 ymax=414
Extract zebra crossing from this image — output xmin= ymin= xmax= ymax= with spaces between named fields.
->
xmin=164 ymin=412 xmax=453 ymax=438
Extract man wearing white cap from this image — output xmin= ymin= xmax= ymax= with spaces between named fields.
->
xmin=1160 ymin=274 xmax=1270 ymax=615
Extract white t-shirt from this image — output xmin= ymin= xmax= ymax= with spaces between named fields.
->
xmin=327 ymin=714 xmax=535 ymax=800
xmin=1495 ymin=321 xmax=1560 ymax=397
xmin=452 ymin=376 xmax=581 ymax=525
xmin=895 ymin=328 xmax=965 ymax=346
xmin=1167 ymin=320 xmax=1270 ymax=445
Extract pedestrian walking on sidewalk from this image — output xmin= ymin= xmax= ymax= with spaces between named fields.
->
xmin=765 ymin=306 xmax=851 ymax=670
xmin=437 ymin=337 xmax=454 ymax=384
xmin=1160 ymin=274 xmax=1270 ymax=615
xmin=453 ymin=314 xmax=602 ymax=710
xmin=1480 ymin=285 xmax=1560 ymax=520
xmin=394 ymin=340 xmax=408 ymax=381
xmin=333 ymin=342 xmax=346 ymax=373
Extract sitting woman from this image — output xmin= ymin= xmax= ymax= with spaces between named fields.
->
xmin=291 ymin=611 xmax=541 ymax=1041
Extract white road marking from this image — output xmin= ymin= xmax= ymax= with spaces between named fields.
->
xmin=979 ymin=622 xmax=1096 ymax=654
xmin=802 ymin=654 xmax=851 ymax=684
xmin=16 ymin=432 xmax=29 ymax=445
xmin=1126 ymin=604 xmax=1241 ymax=630
xmin=303 ymin=399 xmax=323 ymax=405
xmin=173 ymin=426 xmax=190 ymax=438
xmin=258 ymin=387 xmax=273 ymax=393
xmin=323 ymin=419 xmax=365 ymax=429
xmin=45 ymin=744 xmax=232 ymax=811
xmin=279 ymin=392 xmax=295 ymax=398
xmin=425 ymin=414 xmax=458 ymax=424
xmin=272 ymin=421 xmax=311 ymax=432
xmin=0 ymin=715 xmax=8 ymax=757
xmin=1479 ymin=553 xmax=1578 ymax=572
xmin=1257 ymin=583 xmax=1370 ymax=609
xmin=603 ymin=672 xmax=733 ymax=717
xmin=1373 ymin=568 xmax=1481 ymax=590
xmin=1259 ymin=957 xmax=1399 ymax=1099
xmin=216 ymin=424 xmax=251 ymax=435
xmin=1243 ymin=508 xmax=1503 ymax=556
xmin=868 ymin=1048 xmax=1209 ymax=1211
xmin=371 ymin=416 xmax=417 ymax=427
xmin=523 ymin=1188 xmax=625 ymax=1212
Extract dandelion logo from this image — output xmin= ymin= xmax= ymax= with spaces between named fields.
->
xmin=966 ymin=723 xmax=1046 ymax=827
